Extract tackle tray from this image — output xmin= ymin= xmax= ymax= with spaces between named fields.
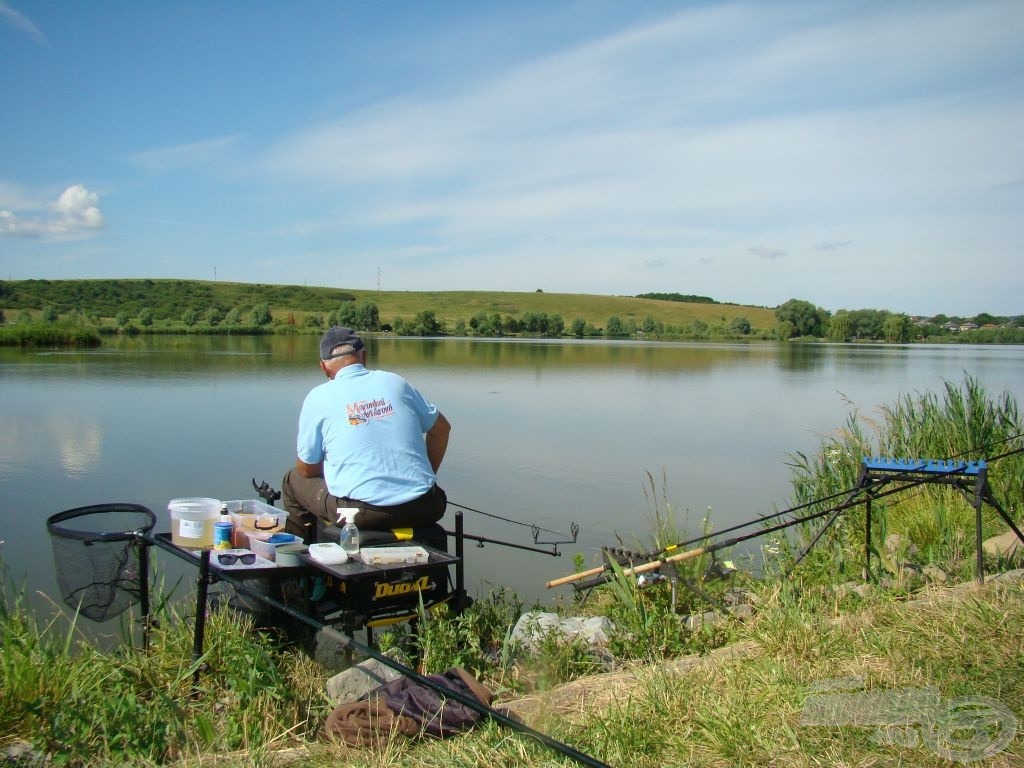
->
xmin=359 ymin=545 xmax=429 ymax=565
xmin=301 ymin=544 xmax=458 ymax=631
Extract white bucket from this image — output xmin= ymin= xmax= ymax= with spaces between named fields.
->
xmin=168 ymin=497 xmax=222 ymax=549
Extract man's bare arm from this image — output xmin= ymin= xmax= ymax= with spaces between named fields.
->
xmin=295 ymin=456 xmax=323 ymax=478
xmin=425 ymin=412 xmax=451 ymax=473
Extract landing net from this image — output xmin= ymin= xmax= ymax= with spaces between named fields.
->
xmin=46 ymin=504 xmax=155 ymax=622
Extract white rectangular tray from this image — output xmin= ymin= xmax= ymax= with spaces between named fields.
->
xmin=360 ymin=545 xmax=430 ymax=565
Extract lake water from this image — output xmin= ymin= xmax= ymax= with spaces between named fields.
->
xmin=1 ymin=336 xmax=1021 ymax=627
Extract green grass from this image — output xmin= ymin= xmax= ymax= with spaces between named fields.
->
xmin=344 ymin=287 xmax=777 ymax=334
xmin=0 ymin=585 xmax=326 ymax=766
xmin=263 ymin=579 xmax=1024 ymax=768
xmin=7 ymin=573 xmax=1020 ymax=767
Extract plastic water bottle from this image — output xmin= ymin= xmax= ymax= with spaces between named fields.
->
xmin=338 ymin=512 xmax=360 ymax=557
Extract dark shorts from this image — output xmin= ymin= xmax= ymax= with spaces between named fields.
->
xmin=281 ymin=468 xmax=447 ymax=542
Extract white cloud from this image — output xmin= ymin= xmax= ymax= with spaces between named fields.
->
xmin=261 ymin=2 xmax=1023 ymax=243
xmin=5 ymin=1 xmax=1017 ymax=314
xmin=248 ymin=0 xmax=1023 ymax=314
xmin=815 ymin=240 xmax=853 ymax=252
xmin=0 ymin=1 xmax=46 ymax=45
xmin=992 ymin=174 xmax=1024 ymax=191
xmin=748 ymin=246 xmax=786 ymax=260
xmin=129 ymin=134 xmax=243 ymax=173
xmin=0 ymin=183 xmax=105 ymax=239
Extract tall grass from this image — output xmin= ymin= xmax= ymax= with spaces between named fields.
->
xmin=784 ymin=374 xmax=1024 ymax=581
xmin=0 ymin=584 xmax=323 ymax=766
xmin=0 ymin=322 xmax=102 ymax=348
xmin=575 ymin=472 xmax=748 ymax=663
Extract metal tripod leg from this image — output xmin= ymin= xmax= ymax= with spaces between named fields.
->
xmin=955 ymin=467 xmax=1024 ymax=583
xmin=982 ymin=491 xmax=1024 ymax=545
xmin=138 ymin=535 xmax=151 ymax=651
xmin=192 ymin=549 xmax=212 ymax=688
xmin=788 ymin=476 xmax=870 ymax=576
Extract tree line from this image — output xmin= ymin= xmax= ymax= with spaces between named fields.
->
xmin=5 ymin=297 xmax=1020 ymax=345
xmin=634 ymin=292 xmax=718 ymax=304
xmin=2 ymin=279 xmax=1020 ymax=345
xmin=774 ymin=298 xmax=1024 ymax=343
xmin=0 ymin=278 xmax=355 ymax=318
xmin=0 ymin=298 xmax=769 ymax=344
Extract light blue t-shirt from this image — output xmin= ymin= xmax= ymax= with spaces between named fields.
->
xmin=296 ymin=364 xmax=439 ymax=505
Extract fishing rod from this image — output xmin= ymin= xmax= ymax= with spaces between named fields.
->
xmin=448 ymin=500 xmax=579 ymax=554
xmin=452 ymin=529 xmax=567 ymax=557
xmin=546 ymin=485 xmax=867 ymax=589
xmin=247 ymin=482 xmax=577 ymax=557
xmin=548 ymin=502 xmax=846 ymax=589
xmin=547 ymin=443 xmax=1024 ymax=590
xmin=209 ymin=565 xmax=611 ymax=768
xmin=594 ymin=432 xmax=1024 ymax=575
xmin=448 ymin=500 xmax=569 ymax=536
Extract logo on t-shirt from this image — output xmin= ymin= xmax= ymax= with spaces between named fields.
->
xmin=347 ymin=398 xmax=395 ymax=425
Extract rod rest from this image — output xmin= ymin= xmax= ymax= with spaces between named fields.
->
xmin=862 ymin=457 xmax=986 ymax=476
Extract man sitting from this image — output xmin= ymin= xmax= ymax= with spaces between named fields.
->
xmin=282 ymin=326 xmax=451 ymax=549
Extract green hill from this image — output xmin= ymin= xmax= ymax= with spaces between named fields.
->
xmin=0 ymin=279 xmax=778 ymax=336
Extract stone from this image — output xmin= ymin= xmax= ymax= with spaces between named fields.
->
xmin=325 ymin=653 xmax=404 ymax=706
xmin=982 ymin=530 xmax=1024 ymax=560
xmin=729 ymin=603 xmax=754 ymax=621
xmin=723 ymin=588 xmax=758 ymax=606
xmin=2 ymin=741 xmax=43 ymax=764
xmin=852 ymin=583 xmax=874 ymax=599
xmin=884 ymin=534 xmax=920 ymax=560
xmin=313 ymin=629 xmax=355 ymax=673
xmin=834 ymin=581 xmax=862 ymax=599
xmin=991 ymin=568 xmax=1024 ymax=584
xmin=682 ymin=610 xmax=723 ymax=632
xmin=921 ymin=564 xmax=949 ymax=585
xmin=510 ymin=611 xmax=614 ymax=652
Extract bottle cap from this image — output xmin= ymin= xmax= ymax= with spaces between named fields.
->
xmin=336 ymin=506 xmax=359 ymax=524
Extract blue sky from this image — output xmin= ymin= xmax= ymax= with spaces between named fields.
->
xmin=1 ymin=1 xmax=1021 ymax=317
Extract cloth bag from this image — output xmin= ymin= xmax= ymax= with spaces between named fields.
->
xmin=323 ymin=666 xmax=494 ymax=746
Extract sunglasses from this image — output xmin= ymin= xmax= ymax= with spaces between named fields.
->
xmin=217 ymin=552 xmax=257 ymax=565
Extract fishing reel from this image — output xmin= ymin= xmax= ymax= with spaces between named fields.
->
xmin=252 ymin=478 xmax=282 ymax=506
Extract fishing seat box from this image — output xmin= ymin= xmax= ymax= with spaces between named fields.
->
xmin=302 ymin=544 xmax=457 ymax=632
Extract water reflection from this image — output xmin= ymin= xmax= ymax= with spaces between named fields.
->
xmin=52 ymin=418 xmax=103 ymax=477
xmin=372 ymin=337 xmax=783 ymax=375
xmin=0 ymin=405 xmax=98 ymax=480
xmin=776 ymin=342 xmax=825 ymax=372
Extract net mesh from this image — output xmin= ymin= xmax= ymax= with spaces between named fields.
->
xmin=46 ymin=504 xmax=155 ymax=622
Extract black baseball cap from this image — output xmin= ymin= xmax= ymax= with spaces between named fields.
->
xmin=319 ymin=326 xmax=365 ymax=360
